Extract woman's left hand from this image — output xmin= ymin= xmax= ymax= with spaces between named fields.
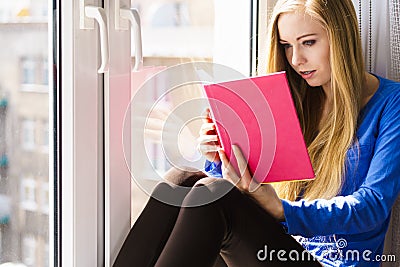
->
xmin=218 ymin=145 xmax=285 ymax=221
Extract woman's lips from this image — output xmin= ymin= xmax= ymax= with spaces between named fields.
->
xmin=300 ymin=70 xmax=316 ymax=79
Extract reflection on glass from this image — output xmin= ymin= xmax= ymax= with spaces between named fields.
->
xmin=0 ymin=1 xmax=49 ymax=266
xmin=130 ymin=0 xmax=215 ymax=224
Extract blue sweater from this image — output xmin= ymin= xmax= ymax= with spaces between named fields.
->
xmin=204 ymin=75 xmax=400 ymax=266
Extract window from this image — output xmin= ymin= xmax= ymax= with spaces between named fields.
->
xmin=129 ymin=0 xmax=252 ymax=224
xmin=0 ymin=4 xmax=52 ymax=261
xmin=58 ymin=1 xmax=253 ymax=265
xmin=22 ymin=235 xmax=37 ymax=267
xmin=21 ymin=58 xmax=36 ymax=85
xmin=42 ymin=59 xmax=49 ymax=85
xmin=40 ymin=182 xmax=49 ymax=214
xmin=20 ymin=57 xmax=49 ymax=93
xmin=0 ymin=195 xmax=10 ymax=224
xmin=134 ymin=1 xmax=214 ymax=59
xmin=20 ymin=177 xmax=37 ymax=211
xmin=128 ymin=0 xmax=217 ymax=226
xmin=43 ymin=243 xmax=49 ymax=267
xmin=6 ymin=0 xmax=251 ymax=266
xmin=41 ymin=121 xmax=49 ymax=153
xmin=1 ymin=0 xmax=391 ymax=266
xmin=21 ymin=119 xmax=35 ymax=151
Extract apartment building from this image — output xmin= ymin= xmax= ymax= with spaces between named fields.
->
xmin=0 ymin=1 xmax=49 ymax=266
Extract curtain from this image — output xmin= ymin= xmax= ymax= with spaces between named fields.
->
xmin=353 ymin=1 xmax=400 ymax=265
xmin=352 ymin=0 xmax=390 ymax=77
xmin=389 ymin=0 xmax=400 ymax=81
xmin=386 ymin=1 xmax=400 ymax=266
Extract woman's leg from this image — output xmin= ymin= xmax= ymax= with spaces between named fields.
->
xmin=113 ymin=167 xmax=218 ymax=267
xmin=154 ymin=178 xmax=322 ymax=267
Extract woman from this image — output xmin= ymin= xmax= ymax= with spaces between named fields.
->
xmin=114 ymin=0 xmax=400 ymax=266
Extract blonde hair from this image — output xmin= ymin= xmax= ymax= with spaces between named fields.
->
xmin=266 ymin=0 xmax=365 ymax=200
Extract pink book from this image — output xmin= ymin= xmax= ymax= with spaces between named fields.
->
xmin=203 ymin=71 xmax=315 ymax=183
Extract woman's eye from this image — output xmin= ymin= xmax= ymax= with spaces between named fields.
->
xmin=281 ymin=43 xmax=292 ymax=49
xmin=303 ymin=40 xmax=316 ymax=46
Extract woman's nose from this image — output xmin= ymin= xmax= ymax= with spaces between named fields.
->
xmin=291 ymin=47 xmax=306 ymax=66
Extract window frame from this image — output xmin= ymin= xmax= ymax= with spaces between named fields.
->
xmin=56 ymin=0 xmax=258 ymax=266
xmin=58 ymin=0 xmax=104 ymax=266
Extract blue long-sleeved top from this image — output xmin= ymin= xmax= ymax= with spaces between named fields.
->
xmin=204 ymin=75 xmax=400 ymax=266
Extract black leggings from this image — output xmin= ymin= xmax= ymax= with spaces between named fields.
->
xmin=113 ymin=168 xmax=322 ymax=267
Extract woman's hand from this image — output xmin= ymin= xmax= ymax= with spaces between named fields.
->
xmin=197 ymin=108 xmax=221 ymax=163
xmin=219 ymin=145 xmax=285 ymax=221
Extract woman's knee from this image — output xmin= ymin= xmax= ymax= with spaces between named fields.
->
xmin=194 ymin=177 xmax=235 ymax=192
xmin=146 ymin=167 xmax=208 ymax=207
xmin=182 ymin=178 xmax=237 ymax=207
xmin=163 ymin=166 xmax=207 ymax=187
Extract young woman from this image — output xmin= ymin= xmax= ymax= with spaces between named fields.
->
xmin=114 ymin=0 xmax=400 ymax=266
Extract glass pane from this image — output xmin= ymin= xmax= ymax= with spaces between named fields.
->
xmin=0 ymin=1 xmax=50 ymax=266
xmin=132 ymin=0 xmax=214 ymax=61
xmin=130 ymin=0 xmax=215 ymax=223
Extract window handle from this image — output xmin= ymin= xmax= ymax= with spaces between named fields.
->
xmin=80 ymin=1 xmax=110 ymax=73
xmin=118 ymin=8 xmax=144 ymax=71
xmin=85 ymin=6 xmax=110 ymax=73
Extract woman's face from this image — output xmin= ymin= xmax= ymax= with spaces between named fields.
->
xmin=278 ymin=12 xmax=331 ymax=90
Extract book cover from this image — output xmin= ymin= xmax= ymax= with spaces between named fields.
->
xmin=203 ymin=71 xmax=315 ymax=183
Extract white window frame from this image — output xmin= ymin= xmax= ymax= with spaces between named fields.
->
xmin=104 ymin=0 xmax=132 ymax=265
xmin=48 ymin=1 xmax=55 ymax=266
xmin=60 ymin=0 xmax=104 ymax=266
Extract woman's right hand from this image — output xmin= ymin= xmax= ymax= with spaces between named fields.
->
xmin=197 ymin=108 xmax=221 ymax=163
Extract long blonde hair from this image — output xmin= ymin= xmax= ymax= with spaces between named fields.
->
xmin=266 ymin=0 xmax=365 ymax=200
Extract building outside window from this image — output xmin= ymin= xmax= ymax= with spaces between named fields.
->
xmin=0 ymin=0 xmax=49 ymax=265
